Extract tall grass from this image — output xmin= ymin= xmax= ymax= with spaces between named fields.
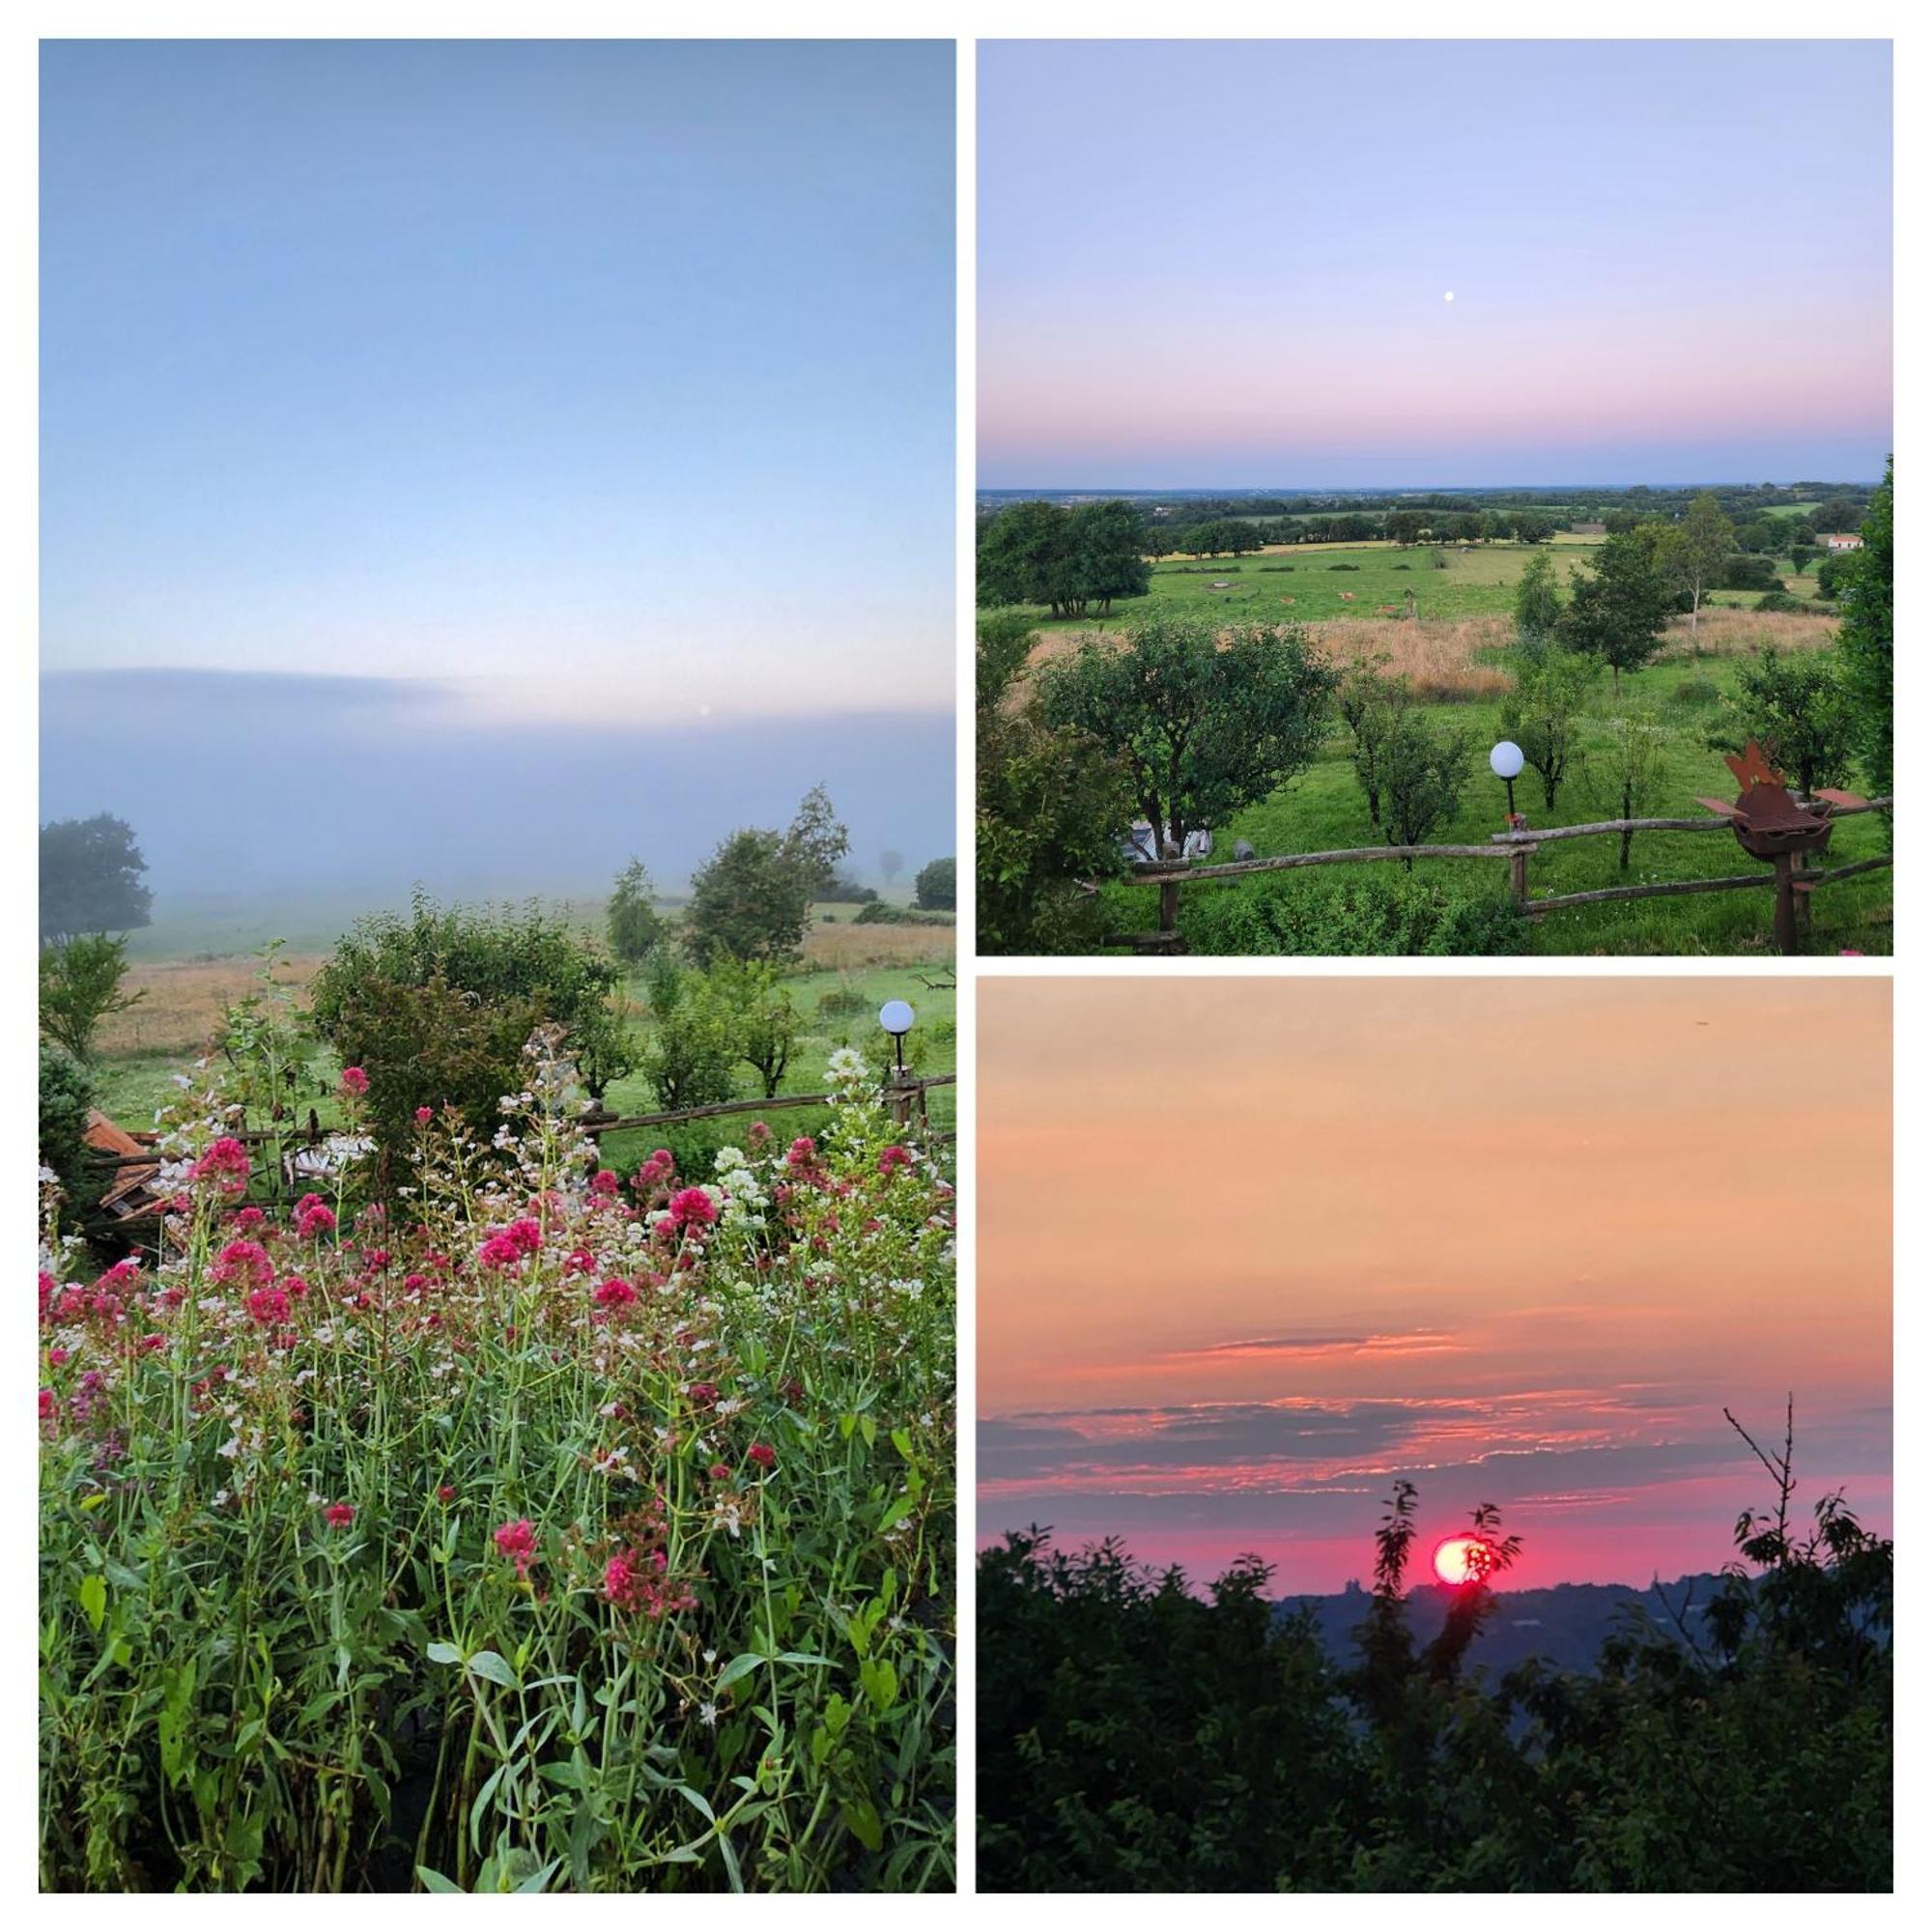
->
xmin=39 ymin=1041 xmax=955 ymax=1892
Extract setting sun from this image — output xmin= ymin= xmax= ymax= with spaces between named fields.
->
xmin=1433 ymin=1535 xmax=1492 ymax=1588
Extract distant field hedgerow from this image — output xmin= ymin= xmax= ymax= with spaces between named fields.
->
xmin=39 ymin=1041 xmax=955 ymax=1893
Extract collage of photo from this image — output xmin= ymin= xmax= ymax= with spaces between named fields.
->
xmin=27 ymin=26 xmax=1898 ymax=1899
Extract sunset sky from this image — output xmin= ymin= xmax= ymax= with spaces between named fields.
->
xmin=979 ymin=41 xmax=1891 ymax=487
xmin=979 ymin=978 xmax=1891 ymax=1592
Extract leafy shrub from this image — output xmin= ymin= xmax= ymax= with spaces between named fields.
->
xmin=606 ymin=859 xmax=668 ymax=965
xmin=39 ymin=1041 xmax=955 ymax=1893
xmin=913 ymin=857 xmax=955 ymax=912
xmin=309 ymin=895 xmax=624 ymax=1168
xmin=639 ymin=953 xmax=738 ymax=1111
xmin=1326 ymin=562 xmax=1361 ymax=572
xmin=1671 ymin=676 xmax=1722 ymax=707
xmin=1755 ymin=589 xmax=1804 ymax=613
xmin=38 ymin=1042 xmax=96 ymax=1218
xmin=1179 ymin=869 xmax=1529 ymax=956
xmin=40 ymin=933 xmax=145 ymax=1063
xmin=1719 ymin=554 xmax=1780 ymax=591
xmin=1709 ymin=645 xmax=1855 ymax=797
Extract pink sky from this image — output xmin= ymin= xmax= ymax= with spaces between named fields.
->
xmin=979 ymin=979 xmax=1891 ymax=1592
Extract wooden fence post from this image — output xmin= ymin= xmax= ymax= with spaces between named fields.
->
xmin=1157 ymin=878 xmax=1181 ymax=952
xmin=1508 ymin=841 xmax=1530 ymax=907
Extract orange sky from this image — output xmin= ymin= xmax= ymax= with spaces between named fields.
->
xmin=979 ymin=978 xmax=1891 ymax=1591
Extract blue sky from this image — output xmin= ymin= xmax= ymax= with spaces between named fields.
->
xmin=980 ymin=40 xmax=1891 ymax=487
xmin=42 ymin=40 xmax=954 ymax=725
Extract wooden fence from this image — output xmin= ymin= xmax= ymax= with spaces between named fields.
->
xmin=1111 ymin=797 xmax=1892 ymax=955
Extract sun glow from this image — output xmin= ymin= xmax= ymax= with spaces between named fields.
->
xmin=1433 ymin=1534 xmax=1492 ymax=1588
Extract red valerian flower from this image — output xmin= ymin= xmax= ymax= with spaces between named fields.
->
xmin=437 ymin=1484 xmax=457 ymax=1503
xmin=635 ymin=1149 xmax=675 ymax=1189
xmin=687 ymin=1382 xmax=720 ymax=1408
xmin=593 ymin=1278 xmax=639 ymax=1309
xmin=323 ymin=1502 xmax=355 ymax=1529
xmin=295 ymin=1194 xmax=337 ymax=1238
xmin=234 ymin=1206 xmax=267 ymax=1233
xmin=414 ymin=1105 xmax=435 ymax=1124
xmin=494 ymin=1518 xmax=538 ymax=1577
xmin=590 ymin=1169 xmax=620 ymax=1197
xmin=665 ymin=1186 xmax=718 ymax=1232
xmin=747 ymin=1442 xmax=777 ymax=1470
xmin=191 ymin=1137 xmax=252 ymax=1194
xmin=339 ymin=1065 xmax=370 ymax=1096
xmin=878 ymin=1145 xmax=913 ymax=1178
xmin=245 ymin=1285 xmax=291 ymax=1327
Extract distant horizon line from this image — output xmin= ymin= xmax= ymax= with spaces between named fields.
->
xmin=979 ymin=477 xmax=1882 ymax=496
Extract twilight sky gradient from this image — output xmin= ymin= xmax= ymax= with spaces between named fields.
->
xmin=979 ymin=979 xmax=1891 ymax=1593
xmin=42 ymin=41 xmax=953 ymax=726
xmin=980 ymin=41 xmax=1891 ymax=487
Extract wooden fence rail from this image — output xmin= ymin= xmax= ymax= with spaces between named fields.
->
xmin=1114 ymin=797 xmax=1891 ymax=955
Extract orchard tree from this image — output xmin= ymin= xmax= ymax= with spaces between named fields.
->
xmin=606 ymin=858 xmax=668 ymax=964
xmin=1558 ymin=530 xmax=1675 ymax=695
xmin=1513 ymin=550 xmax=1562 ymax=641
xmin=1650 ymin=491 xmax=1734 ymax=634
xmin=1038 ymin=610 xmax=1338 ymax=857
xmin=1710 ymin=646 xmax=1855 ymax=799
xmin=40 ymin=813 xmax=153 ymax=946
xmin=1497 ymin=646 xmax=1597 ymax=812
xmin=40 ymin=933 xmax=145 ymax=1063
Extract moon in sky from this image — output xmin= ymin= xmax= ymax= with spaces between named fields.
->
xmin=1443 ymin=290 xmax=1456 ymax=302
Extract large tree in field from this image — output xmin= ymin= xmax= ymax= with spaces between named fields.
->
xmin=1066 ymin=499 xmax=1151 ymax=613
xmin=1558 ymin=530 xmax=1675 ymax=696
xmin=39 ymin=813 xmax=153 ymax=946
xmin=1038 ymin=610 xmax=1338 ymax=856
xmin=1648 ymin=491 xmax=1734 ymax=634
xmin=1834 ymin=457 xmax=1893 ymax=795
xmin=683 ymin=785 xmax=850 ymax=965
xmin=977 ymin=498 xmax=1151 ymax=619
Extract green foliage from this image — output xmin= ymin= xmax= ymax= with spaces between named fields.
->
xmin=685 ymin=789 xmax=851 ymax=966
xmin=38 ymin=1042 xmax=97 ymax=1213
xmin=606 ymin=859 xmax=668 ymax=965
xmin=912 ymin=858 xmax=955 ymax=912
xmin=39 ymin=812 xmax=154 ymax=947
xmin=1559 ymin=530 xmax=1675 ymax=693
xmin=1179 ymin=868 xmax=1528 ymax=956
xmin=309 ymin=895 xmax=621 ymax=1167
xmin=1835 ymin=458 xmax=1892 ymax=794
xmin=39 ymin=933 xmax=144 ymax=1063
xmin=1709 ymin=646 xmax=1855 ymax=798
xmin=1649 ymin=491 xmax=1735 ymax=623
xmin=1038 ymin=609 xmax=1338 ymax=854
xmin=1334 ymin=655 xmax=1411 ymax=829
xmin=1378 ymin=712 xmax=1472 ymax=850
xmin=1497 ymin=645 xmax=1597 ymax=813
xmin=639 ymin=954 xmax=740 ymax=1111
xmin=977 ymin=498 xmax=1151 ymax=618
xmin=977 ymin=613 xmax=1137 ymax=955
xmin=1718 ymin=554 xmax=1780 ymax=591
xmin=1512 ymin=549 xmax=1562 ymax=640
xmin=979 ymin=1444 xmax=1890 ymax=1892
xmin=1596 ymin=711 xmax=1671 ymax=871
xmin=705 ymin=957 xmax=800 ymax=1099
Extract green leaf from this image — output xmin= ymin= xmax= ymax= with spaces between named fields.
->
xmin=466 ymin=1649 xmax=518 ymax=1689
xmin=842 ymin=1798 xmax=884 ymax=1853
xmin=426 ymin=1640 xmax=461 ymax=1665
xmin=416 ymin=1867 xmax=464 ymax=1893
xmin=77 ymin=1574 xmax=106 ymax=1634
xmin=714 ymin=1651 xmax=766 ymax=1690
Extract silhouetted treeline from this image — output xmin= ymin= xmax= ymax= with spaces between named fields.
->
xmin=979 ymin=1457 xmax=1890 ymax=1890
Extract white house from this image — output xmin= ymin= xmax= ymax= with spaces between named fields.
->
xmin=1823 ymin=532 xmax=1864 ymax=552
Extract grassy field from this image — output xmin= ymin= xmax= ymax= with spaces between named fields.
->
xmin=996 ymin=538 xmax=1884 ymax=954
xmin=89 ymin=910 xmax=956 ymax=1136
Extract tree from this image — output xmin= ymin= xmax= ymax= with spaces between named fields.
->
xmin=1335 ymin=655 xmax=1413 ymax=829
xmin=879 ymin=849 xmax=905 ymax=890
xmin=1067 ymin=499 xmax=1152 ymax=613
xmin=1558 ymin=530 xmax=1674 ymax=695
xmin=1378 ymin=713 xmax=1472 ymax=852
xmin=1834 ymin=457 xmax=1892 ymax=794
xmin=706 ymin=957 xmax=798 ymax=1098
xmin=1598 ymin=712 xmax=1670 ymax=870
xmin=39 ymin=1043 xmax=98 ymax=1218
xmin=914 ymin=856 xmax=956 ymax=911
xmin=1649 ymin=491 xmax=1734 ymax=634
xmin=976 ymin=611 xmax=1134 ymax=954
xmin=1038 ymin=610 xmax=1338 ymax=856
xmin=638 ymin=953 xmax=738 ymax=1111
xmin=684 ymin=787 xmax=849 ymax=965
xmin=40 ymin=933 xmax=145 ymax=1063
xmin=606 ymin=859 xmax=668 ymax=965
xmin=1513 ymin=550 xmax=1562 ymax=641
xmin=1710 ymin=647 xmax=1855 ymax=799
xmin=1497 ymin=646 xmax=1596 ymax=812
xmin=39 ymin=813 xmax=153 ymax=946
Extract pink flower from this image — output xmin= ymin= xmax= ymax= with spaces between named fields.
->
xmin=47 ymin=1348 xmax=71 ymax=1368
xmin=665 ymin=1187 xmax=718 ymax=1232
xmin=635 ymin=1149 xmax=675 ymax=1189
xmin=234 ymin=1207 xmax=267 ymax=1233
xmin=747 ymin=1442 xmax=776 ymax=1470
xmin=245 ymin=1285 xmax=291 ymax=1327
xmin=709 ymin=1462 xmax=731 ymax=1481
xmin=603 ymin=1551 xmax=639 ymax=1607
xmin=339 ymin=1065 xmax=369 ymax=1097
xmin=295 ymin=1194 xmax=337 ymax=1238
xmin=590 ymin=1169 xmax=619 ymax=1197
xmin=878 ymin=1145 xmax=913 ymax=1178
xmin=437 ymin=1484 xmax=456 ymax=1503
xmin=191 ymin=1137 xmax=252 ymax=1195
xmin=494 ymin=1518 xmax=537 ymax=1577
xmin=414 ymin=1105 xmax=435 ymax=1124
xmin=593 ymin=1277 xmax=639 ymax=1309
xmin=687 ymin=1382 xmax=719 ymax=1408
xmin=323 ymin=1502 xmax=355 ymax=1529
xmin=39 ymin=1389 xmax=57 ymax=1425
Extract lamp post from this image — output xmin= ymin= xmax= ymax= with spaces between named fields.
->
xmin=878 ymin=1000 xmax=917 ymax=1127
xmin=1489 ymin=739 xmax=1525 ymax=822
